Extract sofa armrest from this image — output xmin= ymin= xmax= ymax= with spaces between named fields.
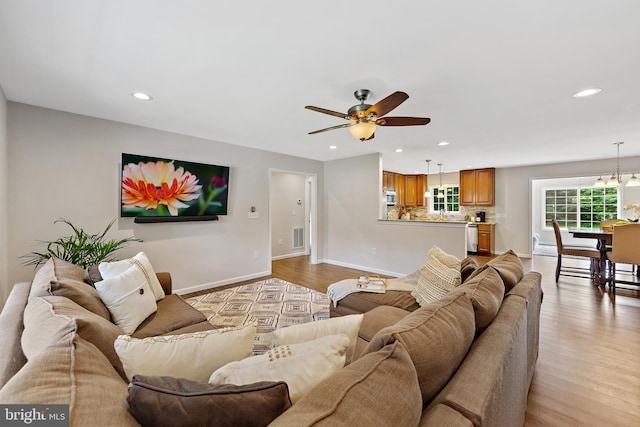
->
xmin=156 ymin=272 xmax=172 ymax=295
xmin=0 ymin=282 xmax=31 ymax=388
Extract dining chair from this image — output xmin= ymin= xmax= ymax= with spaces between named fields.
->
xmin=551 ymin=219 xmax=600 ymax=282
xmin=606 ymin=223 xmax=640 ymax=292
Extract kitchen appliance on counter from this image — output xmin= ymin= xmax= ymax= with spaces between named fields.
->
xmin=475 ymin=211 xmax=486 ymax=222
xmin=386 ymin=191 xmax=397 ymax=205
xmin=467 ymin=223 xmax=478 ymax=254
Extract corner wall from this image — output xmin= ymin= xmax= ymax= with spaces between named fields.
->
xmin=7 ymin=103 xmax=324 ymax=294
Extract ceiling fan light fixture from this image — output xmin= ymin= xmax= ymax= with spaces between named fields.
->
xmin=348 ymin=121 xmax=376 ymax=141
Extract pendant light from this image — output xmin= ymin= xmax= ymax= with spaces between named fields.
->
xmin=594 ymin=141 xmax=640 ymax=187
xmin=423 ymin=160 xmax=431 ymax=198
xmin=437 ymin=163 xmax=445 ymax=199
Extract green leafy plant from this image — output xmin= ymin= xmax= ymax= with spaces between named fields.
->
xmin=21 ymin=218 xmax=143 ymax=269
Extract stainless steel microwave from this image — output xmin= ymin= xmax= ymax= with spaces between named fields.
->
xmin=386 ymin=191 xmax=397 ymax=205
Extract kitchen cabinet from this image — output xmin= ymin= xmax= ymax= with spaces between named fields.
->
xmin=477 ymin=223 xmax=495 ymax=255
xmin=460 ymin=168 xmax=495 ymax=206
xmin=383 ymin=171 xmax=396 ymax=191
xmin=395 ymin=174 xmax=427 ymax=207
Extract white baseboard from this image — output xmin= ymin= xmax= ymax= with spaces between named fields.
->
xmin=320 ymin=258 xmax=404 ymax=278
xmin=271 ymin=252 xmax=307 ymax=261
xmin=174 ymin=270 xmax=271 ymax=295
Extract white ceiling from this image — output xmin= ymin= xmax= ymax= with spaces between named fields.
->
xmin=1 ymin=0 xmax=639 ymax=174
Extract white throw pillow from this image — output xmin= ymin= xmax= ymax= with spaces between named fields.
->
xmin=272 ymin=314 xmax=363 ymax=364
xmin=412 ymin=255 xmax=462 ymax=306
xmin=209 ymin=334 xmax=350 ymax=403
xmin=94 ymin=264 xmax=157 ymax=334
xmin=114 ymin=323 xmax=257 ymax=382
xmin=99 ymin=252 xmax=165 ymax=301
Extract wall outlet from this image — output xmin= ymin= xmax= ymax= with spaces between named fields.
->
xmin=371 ymin=247 xmax=377 ymax=254
xmin=278 ymin=239 xmax=283 ymax=245
xmin=253 ymin=251 xmax=259 ymax=259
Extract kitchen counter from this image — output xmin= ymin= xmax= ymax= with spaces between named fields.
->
xmin=378 ymin=219 xmax=471 ymax=225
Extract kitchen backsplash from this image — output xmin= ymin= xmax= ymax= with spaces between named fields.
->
xmin=387 ymin=205 xmax=496 ymax=222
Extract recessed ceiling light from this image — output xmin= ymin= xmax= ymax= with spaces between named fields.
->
xmin=329 ymin=145 xmax=337 ymax=150
xmin=438 ymin=141 xmax=450 ymax=146
xmin=395 ymin=148 xmax=403 ymax=153
xmin=131 ymin=92 xmax=153 ymax=101
xmin=572 ymin=88 xmax=601 ymax=98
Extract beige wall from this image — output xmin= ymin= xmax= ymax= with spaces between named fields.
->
xmin=7 ymin=103 xmax=324 ymax=294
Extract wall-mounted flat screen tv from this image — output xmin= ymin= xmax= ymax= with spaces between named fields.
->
xmin=121 ymin=153 xmax=229 ymax=222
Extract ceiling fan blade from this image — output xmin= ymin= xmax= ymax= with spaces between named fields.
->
xmin=376 ymin=117 xmax=431 ymax=126
xmin=308 ymin=123 xmax=351 ymax=135
xmin=366 ymin=91 xmax=409 ymax=117
xmin=305 ymin=105 xmax=349 ymax=120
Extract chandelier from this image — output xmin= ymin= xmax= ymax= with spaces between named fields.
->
xmin=593 ymin=142 xmax=640 ymax=188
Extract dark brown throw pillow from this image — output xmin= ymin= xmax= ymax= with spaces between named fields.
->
xmin=127 ymin=376 xmax=292 ymax=427
xmin=460 ymin=257 xmax=479 ymax=282
xmin=84 ymin=265 xmax=102 ymax=287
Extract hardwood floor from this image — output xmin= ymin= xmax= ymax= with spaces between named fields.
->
xmin=184 ymin=253 xmax=640 ymax=426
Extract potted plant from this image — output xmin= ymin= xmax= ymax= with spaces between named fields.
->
xmin=21 ymin=218 xmax=142 ymax=269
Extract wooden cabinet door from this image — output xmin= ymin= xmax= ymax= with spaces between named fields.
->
xmin=459 ymin=169 xmax=476 ymax=205
xmin=395 ymin=174 xmax=405 ymax=206
xmin=383 ymin=171 xmax=396 ymax=191
xmin=416 ymin=175 xmax=427 ymax=206
xmin=405 ymin=175 xmax=417 ymax=206
xmin=478 ymin=230 xmax=491 ymax=254
xmin=475 ymin=168 xmax=495 ymax=206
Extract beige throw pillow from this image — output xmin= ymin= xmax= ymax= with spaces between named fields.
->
xmin=94 ymin=264 xmax=157 ymax=334
xmin=271 ymin=314 xmax=363 ymax=364
xmin=427 ymin=245 xmax=461 ymax=270
xmin=412 ymin=255 xmax=462 ymax=306
xmin=115 ymin=323 xmax=256 ymax=382
xmin=209 ymin=334 xmax=350 ymax=403
xmin=99 ymin=252 xmax=165 ymax=301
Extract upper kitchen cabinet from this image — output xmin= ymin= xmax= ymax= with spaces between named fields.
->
xmin=398 ymin=174 xmax=427 ymax=207
xmin=460 ymin=168 xmax=495 ymax=206
xmin=382 ymin=170 xmax=396 ymax=191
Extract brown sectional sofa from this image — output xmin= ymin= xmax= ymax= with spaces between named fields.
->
xmin=0 ymin=252 xmax=542 ymax=427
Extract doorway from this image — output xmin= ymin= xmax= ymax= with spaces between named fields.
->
xmin=269 ymin=169 xmax=318 ymax=265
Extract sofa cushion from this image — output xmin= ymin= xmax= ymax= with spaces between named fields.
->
xmin=449 ymin=265 xmax=505 ymax=334
xmin=272 ymin=314 xmax=363 ymax=364
xmin=269 ymin=341 xmax=422 ymax=427
xmin=362 ymin=292 xmax=476 ymax=405
xmin=95 ymin=263 xmax=157 ymax=334
xmin=131 ymin=294 xmax=209 ymax=338
xmin=412 ymin=255 xmax=462 ymax=306
xmin=356 ymin=305 xmax=410 ymax=345
xmin=115 ymin=323 xmax=256 ymax=382
xmin=22 ymin=296 xmax=126 ymax=379
xmin=127 ymin=376 xmax=291 ymax=427
xmin=486 ymin=249 xmax=525 ymax=292
xmin=209 ymin=334 xmax=350 ymax=404
xmin=0 ymin=282 xmax=30 ymax=389
xmin=29 ymin=257 xmax=86 ymax=299
xmin=330 ymin=291 xmax=420 ymax=317
xmin=0 ymin=325 xmax=138 ymax=425
xmin=99 ymin=251 xmax=165 ymax=301
xmin=49 ymin=278 xmax=112 ymax=321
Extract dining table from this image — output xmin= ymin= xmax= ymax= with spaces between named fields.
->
xmin=569 ymin=227 xmax=612 ymax=284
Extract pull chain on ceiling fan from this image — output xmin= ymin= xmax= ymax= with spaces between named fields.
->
xmin=305 ymin=89 xmax=431 ymax=141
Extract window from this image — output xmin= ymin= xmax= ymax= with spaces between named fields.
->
xmin=432 ymin=186 xmax=459 ymax=213
xmin=544 ymin=187 xmax=618 ymax=229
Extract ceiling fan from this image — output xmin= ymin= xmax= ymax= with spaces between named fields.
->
xmin=305 ymin=89 xmax=430 ymax=141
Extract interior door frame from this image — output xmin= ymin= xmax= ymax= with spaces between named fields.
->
xmin=268 ymin=169 xmax=318 ymax=264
